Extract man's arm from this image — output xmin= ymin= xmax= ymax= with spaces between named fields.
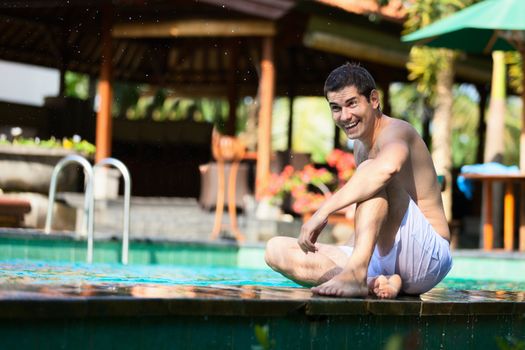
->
xmin=316 ymin=140 xmax=409 ymax=219
xmin=298 ymin=138 xmax=409 ymax=253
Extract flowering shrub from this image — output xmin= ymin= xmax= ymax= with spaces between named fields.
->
xmin=264 ymin=149 xmax=356 ymax=214
xmin=326 ymin=148 xmax=356 ymax=183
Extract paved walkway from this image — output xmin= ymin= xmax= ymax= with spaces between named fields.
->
xmin=60 ymin=194 xmax=320 ymax=244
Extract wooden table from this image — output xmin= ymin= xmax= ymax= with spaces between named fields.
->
xmin=462 ymin=173 xmax=525 ymax=251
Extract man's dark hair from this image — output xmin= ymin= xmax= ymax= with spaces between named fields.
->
xmin=324 ymin=63 xmax=377 ymax=101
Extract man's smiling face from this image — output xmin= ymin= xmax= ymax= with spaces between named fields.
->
xmin=327 ymin=85 xmax=380 ymax=142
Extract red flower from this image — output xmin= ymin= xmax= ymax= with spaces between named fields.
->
xmin=262 ymin=149 xmax=356 ymax=214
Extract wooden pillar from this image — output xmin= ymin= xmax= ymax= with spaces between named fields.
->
xmin=255 ymin=37 xmax=275 ymax=198
xmin=503 ymin=181 xmax=515 ymax=251
xmin=95 ymin=5 xmax=114 ymax=163
xmin=482 ymin=180 xmax=494 ymax=250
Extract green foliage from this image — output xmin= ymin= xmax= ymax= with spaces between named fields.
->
xmin=503 ymin=96 xmax=522 ymax=165
xmin=451 ymin=84 xmax=480 ymax=166
xmin=390 ymin=83 xmax=425 ymax=131
xmin=391 ymin=82 xmax=481 ymax=167
xmin=403 ymin=0 xmax=476 ymax=108
xmin=0 ymin=136 xmax=95 ymax=156
xmin=110 ymin=82 xmax=253 ymax=134
xmin=496 ymin=336 xmax=525 ymax=350
xmin=403 ymin=0 xmax=471 ymax=32
xmin=271 ymin=97 xmax=334 ymax=163
xmin=64 ymin=71 xmax=89 ymax=100
xmin=506 ymin=52 xmax=523 ymax=94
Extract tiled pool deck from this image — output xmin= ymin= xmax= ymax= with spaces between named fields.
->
xmin=2 ymin=282 xmax=524 ymax=317
xmin=1 ymin=282 xmax=524 ymax=349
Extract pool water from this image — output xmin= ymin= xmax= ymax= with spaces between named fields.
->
xmin=0 ymin=259 xmax=523 ymax=292
xmin=0 ymin=260 xmax=300 ymax=288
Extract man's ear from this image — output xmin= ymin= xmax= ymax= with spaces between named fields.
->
xmin=370 ymin=89 xmax=381 ymax=109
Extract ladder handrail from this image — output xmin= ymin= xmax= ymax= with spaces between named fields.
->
xmin=94 ymin=158 xmax=132 ymax=265
xmin=45 ymin=154 xmax=95 ymax=263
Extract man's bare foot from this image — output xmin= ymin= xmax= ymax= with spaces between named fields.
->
xmin=370 ymin=274 xmax=402 ymax=299
xmin=311 ymin=268 xmax=368 ymax=297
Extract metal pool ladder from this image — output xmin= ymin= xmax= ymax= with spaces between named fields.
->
xmin=94 ymin=157 xmax=132 ymax=265
xmin=45 ymin=154 xmax=95 ymax=262
xmin=45 ymin=155 xmax=132 ymax=265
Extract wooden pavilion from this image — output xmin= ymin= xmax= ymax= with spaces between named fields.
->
xmin=0 ymin=0 xmax=492 ymax=198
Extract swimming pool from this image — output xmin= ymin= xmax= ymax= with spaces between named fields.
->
xmin=1 ymin=259 xmax=523 ymax=292
xmin=0 ymin=259 xmax=299 ymax=287
xmin=1 ymin=230 xmax=524 ymax=349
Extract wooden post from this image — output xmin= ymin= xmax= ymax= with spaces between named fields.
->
xmin=483 ymin=180 xmax=494 ymax=250
xmin=519 ymin=182 xmax=525 ymax=252
xmin=255 ymin=37 xmax=275 ymax=198
xmin=95 ymin=5 xmax=113 ymax=163
xmin=503 ymin=181 xmax=515 ymax=251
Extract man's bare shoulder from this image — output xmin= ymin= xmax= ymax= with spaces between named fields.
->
xmin=378 ymin=116 xmax=418 ymax=145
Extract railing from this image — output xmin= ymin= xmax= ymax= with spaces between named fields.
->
xmin=94 ymin=158 xmax=132 ymax=264
xmin=45 ymin=155 xmax=131 ymax=264
xmin=45 ymin=154 xmax=95 ymax=262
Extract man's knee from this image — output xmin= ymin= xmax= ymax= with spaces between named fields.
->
xmin=264 ymin=236 xmax=290 ymax=270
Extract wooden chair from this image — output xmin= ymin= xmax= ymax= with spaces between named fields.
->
xmin=210 ymin=129 xmax=246 ymax=242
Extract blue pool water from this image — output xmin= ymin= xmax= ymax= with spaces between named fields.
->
xmin=0 ymin=259 xmax=300 ymax=288
xmin=0 ymin=259 xmax=523 ymax=291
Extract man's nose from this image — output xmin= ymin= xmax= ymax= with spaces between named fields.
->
xmin=341 ymin=106 xmax=351 ymax=120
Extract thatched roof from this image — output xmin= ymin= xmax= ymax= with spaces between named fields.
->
xmin=0 ymin=0 xmax=490 ymax=97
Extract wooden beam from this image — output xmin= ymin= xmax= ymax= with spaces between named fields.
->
xmin=113 ymin=20 xmax=276 ymax=38
xmin=199 ymin=0 xmax=295 ymax=20
xmin=255 ymin=37 xmax=275 ymax=199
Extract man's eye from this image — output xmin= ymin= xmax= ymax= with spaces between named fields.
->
xmin=349 ymin=101 xmax=357 ymax=107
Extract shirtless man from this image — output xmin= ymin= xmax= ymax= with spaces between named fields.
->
xmin=264 ymin=63 xmax=452 ymax=298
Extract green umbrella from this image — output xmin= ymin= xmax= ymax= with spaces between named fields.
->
xmin=402 ymin=0 xmax=525 ymax=168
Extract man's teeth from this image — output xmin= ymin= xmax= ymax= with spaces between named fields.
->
xmin=346 ymin=121 xmax=358 ymax=128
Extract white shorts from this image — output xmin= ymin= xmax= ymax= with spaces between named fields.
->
xmin=339 ymin=199 xmax=452 ymax=294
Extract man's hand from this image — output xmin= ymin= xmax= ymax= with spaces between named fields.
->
xmin=298 ymin=213 xmax=328 ymax=254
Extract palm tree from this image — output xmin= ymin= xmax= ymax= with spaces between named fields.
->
xmin=404 ymin=0 xmax=476 ymax=220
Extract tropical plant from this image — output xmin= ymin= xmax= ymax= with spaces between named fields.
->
xmin=404 ymin=0 xmax=477 ymax=220
xmin=506 ymin=52 xmax=523 ymax=95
